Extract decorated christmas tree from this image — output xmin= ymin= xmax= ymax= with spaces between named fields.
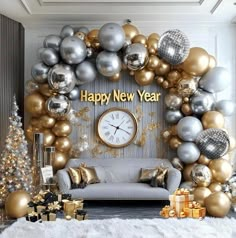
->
xmin=0 ymin=96 xmax=32 ymax=205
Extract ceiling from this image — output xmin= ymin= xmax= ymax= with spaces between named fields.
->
xmin=0 ymin=0 xmax=236 ymax=26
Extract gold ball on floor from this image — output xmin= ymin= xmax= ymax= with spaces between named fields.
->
xmin=5 ymin=190 xmax=31 ymax=218
xmin=193 ymin=187 xmax=211 ymax=206
xmin=205 ymin=192 xmax=231 ymax=217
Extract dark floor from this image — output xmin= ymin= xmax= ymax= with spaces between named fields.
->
xmin=1 ymin=201 xmax=236 ymax=234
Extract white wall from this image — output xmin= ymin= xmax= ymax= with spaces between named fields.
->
xmin=24 ymin=22 xmax=236 ymax=161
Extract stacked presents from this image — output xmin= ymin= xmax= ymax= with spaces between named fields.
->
xmin=160 ymin=188 xmax=206 ymax=219
xmin=26 ymin=190 xmax=88 ymax=222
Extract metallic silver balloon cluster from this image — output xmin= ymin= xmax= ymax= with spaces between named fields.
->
xmin=196 ymin=128 xmax=230 ymax=159
xmin=158 ymin=29 xmax=190 ymax=65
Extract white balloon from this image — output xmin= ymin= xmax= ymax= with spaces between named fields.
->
xmin=177 ymin=142 xmax=200 ymax=164
xmin=215 ymin=100 xmax=235 ymax=117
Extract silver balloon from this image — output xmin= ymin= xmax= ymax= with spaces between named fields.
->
xmin=170 ymin=157 xmax=184 ymax=171
xmin=191 ymin=164 xmax=212 ymax=187
xmin=165 ymin=109 xmax=183 ymax=124
xmin=43 ymin=35 xmax=61 ymax=51
xmin=199 ymin=67 xmax=230 ymax=93
xmin=40 ymin=48 xmax=59 ymax=66
xmin=25 ymin=79 xmax=39 ymax=94
xmin=215 ymin=100 xmax=235 ymax=117
xmin=177 ymin=142 xmax=200 ymax=164
xmin=48 ymin=64 xmax=76 ymax=94
xmin=60 ymin=25 xmax=74 ymax=38
xmin=196 ymin=128 xmax=230 ymax=159
xmin=180 ymin=181 xmax=195 ymax=191
xmin=96 ymin=51 xmax=122 ymax=77
xmin=98 ymin=23 xmax=125 ymax=52
xmin=165 ymin=93 xmax=182 ymax=110
xmin=157 ymin=29 xmax=190 ymax=65
xmin=77 ymin=26 xmax=89 ymax=34
xmin=31 ymin=62 xmax=49 ymax=84
xmin=75 ymin=61 xmax=97 ymax=84
xmin=177 ymin=116 xmax=203 ymax=142
xmin=67 ymin=86 xmax=80 ymax=101
xmin=46 ymin=95 xmax=71 ymax=118
xmin=60 ymin=36 xmax=87 ymax=64
xmin=123 ymin=43 xmax=149 ymax=71
xmin=38 ymin=47 xmax=46 ymax=59
xmin=122 ymin=38 xmax=132 ymax=50
xmin=190 ymin=89 xmax=215 ymax=115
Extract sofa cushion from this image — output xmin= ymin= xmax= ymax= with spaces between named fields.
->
xmin=139 ymin=168 xmax=159 ymax=182
xmin=69 ymin=183 xmax=170 ymax=200
xmin=67 ymin=168 xmax=82 ymax=185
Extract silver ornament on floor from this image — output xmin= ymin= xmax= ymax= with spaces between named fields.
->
xmin=67 ymin=86 xmax=80 ymax=101
xmin=215 ymin=100 xmax=235 ymax=117
xmin=165 ymin=93 xmax=182 ymax=110
xmin=60 ymin=36 xmax=87 ymax=64
xmin=123 ymin=43 xmax=149 ymax=71
xmin=190 ymin=89 xmax=215 ymax=115
xmin=177 ymin=142 xmax=200 ymax=164
xmin=43 ymin=35 xmax=61 ymax=51
xmin=48 ymin=64 xmax=76 ymax=94
xmin=199 ymin=67 xmax=230 ymax=93
xmin=46 ymin=95 xmax=71 ymax=118
xmin=96 ymin=51 xmax=122 ymax=77
xmin=177 ymin=116 xmax=203 ymax=142
xmin=60 ymin=25 xmax=74 ymax=38
xmin=40 ymin=48 xmax=59 ymax=66
xmin=157 ymin=29 xmax=190 ymax=65
xmin=165 ymin=109 xmax=183 ymax=124
xmin=196 ymin=128 xmax=230 ymax=159
xmin=31 ymin=62 xmax=49 ymax=84
xmin=170 ymin=157 xmax=184 ymax=171
xmin=98 ymin=23 xmax=125 ymax=52
xmin=191 ymin=164 xmax=212 ymax=187
xmin=75 ymin=61 xmax=97 ymax=84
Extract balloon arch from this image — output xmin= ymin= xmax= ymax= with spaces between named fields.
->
xmin=25 ymin=22 xmax=235 ymax=216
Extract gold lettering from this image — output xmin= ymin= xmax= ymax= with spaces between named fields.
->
xmin=87 ymin=93 xmax=94 ymax=103
xmin=113 ymin=89 xmax=120 ymax=102
xmin=126 ymin=93 xmax=135 ymax=101
xmin=137 ymin=90 xmax=146 ymax=102
xmin=80 ymin=90 xmax=88 ymax=102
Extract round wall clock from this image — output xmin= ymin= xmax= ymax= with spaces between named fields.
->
xmin=97 ymin=108 xmax=138 ymax=148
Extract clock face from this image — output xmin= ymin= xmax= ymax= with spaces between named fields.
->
xmin=97 ymin=108 xmax=138 ymax=148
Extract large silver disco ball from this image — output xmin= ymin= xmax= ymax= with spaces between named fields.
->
xmin=196 ymin=128 xmax=230 ymax=159
xmin=46 ymin=95 xmax=71 ymax=118
xmin=157 ymin=29 xmax=190 ymax=65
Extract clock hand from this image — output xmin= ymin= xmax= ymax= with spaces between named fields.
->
xmin=114 ymin=120 xmax=125 ymax=135
xmin=119 ymin=127 xmax=131 ymax=135
xmin=109 ymin=123 xmax=117 ymax=129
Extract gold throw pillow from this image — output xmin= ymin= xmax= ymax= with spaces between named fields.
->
xmin=150 ymin=167 xmax=168 ymax=188
xmin=139 ymin=168 xmax=159 ymax=182
xmin=68 ymin=168 xmax=82 ymax=185
xmin=79 ymin=166 xmax=100 ymax=184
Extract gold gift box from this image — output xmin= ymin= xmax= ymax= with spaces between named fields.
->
xmin=192 ymin=207 xmax=206 ymax=219
xmin=41 ymin=213 xmax=56 ymax=221
xmin=75 ymin=214 xmax=88 ymax=221
xmin=27 ymin=206 xmax=35 ymax=214
xmin=37 ymin=205 xmax=46 ymax=214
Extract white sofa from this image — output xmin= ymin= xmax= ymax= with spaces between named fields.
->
xmin=57 ymin=158 xmax=181 ymax=200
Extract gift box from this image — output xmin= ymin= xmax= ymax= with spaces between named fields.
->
xmin=27 ymin=201 xmax=37 ymax=213
xmin=26 ymin=212 xmax=39 ymax=222
xmin=36 ymin=205 xmax=46 ymax=214
xmin=192 ymin=207 xmax=206 ymax=219
xmin=41 ymin=210 xmax=57 ymax=221
xmin=160 ymin=205 xmax=171 ymax=218
xmin=48 ymin=201 xmax=62 ymax=213
xmin=57 ymin=194 xmax=72 ymax=202
xmin=63 ymin=200 xmax=84 ymax=216
xmin=74 ymin=210 xmax=88 ymax=221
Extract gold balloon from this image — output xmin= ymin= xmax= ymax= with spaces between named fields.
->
xmin=109 ymin=73 xmax=121 ymax=82
xmin=209 ymin=159 xmax=233 ymax=183
xmin=52 ymin=120 xmax=72 ymax=137
xmin=52 ymin=151 xmax=68 ymax=172
xmin=30 ymin=117 xmax=42 ymax=128
xmin=5 ymin=190 xmax=31 ymax=218
xmin=122 ymin=23 xmax=139 ymax=40
xmin=197 ymin=154 xmax=211 ymax=165
xmin=201 ymin=111 xmax=225 ymax=129
xmin=146 ymin=55 xmax=160 ymax=71
xmin=183 ymin=97 xmax=190 ymax=103
xmin=193 ymin=187 xmax=211 ymax=206
xmin=229 ymin=136 xmax=236 ymax=151
xmin=208 ymin=55 xmax=217 ymax=70
xmin=87 ymin=29 xmax=100 ymax=49
xmin=169 ymin=136 xmax=182 ymax=150
xmin=183 ymin=163 xmax=197 ymax=181
xmin=177 ymin=78 xmax=197 ymax=97
xmin=132 ymin=34 xmax=147 ymax=46
xmin=134 ymin=68 xmax=155 ymax=86
xmin=162 ymin=80 xmax=169 ymax=89
xmin=208 ymin=182 xmax=222 ymax=193
xmin=181 ymin=103 xmax=193 ymax=116
xmin=25 ymin=125 xmax=40 ymax=141
xmin=39 ymin=83 xmax=54 ymax=97
xmin=170 ymin=125 xmax=178 ymax=136
xmin=55 ymin=137 xmax=72 ymax=153
xmin=148 ymin=33 xmax=160 ymax=41
xmin=156 ymin=76 xmax=164 ymax=85
xmin=39 ymin=115 xmax=56 ymax=129
xmin=43 ymin=129 xmax=55 ymax=146
xmin=167 ymin=70 xmax=181 ymax=87
xmin=161 ymin=129 xmax=172 ymax=142
xmin=24 ymin=92 xmax=45 ymax=117
xmin=155 ymin=61 xmax=170 ymax=76
xmin=205 ymin=192 xmax=231 ymax=217
xmin=181 ymin=47 xmax=209 ymax=76
xmin=147 ymin=38 xmax=158 ymax=54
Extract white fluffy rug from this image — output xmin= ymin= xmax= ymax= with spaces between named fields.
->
xmin=1 ymin=217 xmax=236 ymax=238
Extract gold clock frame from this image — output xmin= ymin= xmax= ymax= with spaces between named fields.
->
xmin=97 ymin=107 xmax=138 ymax=148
